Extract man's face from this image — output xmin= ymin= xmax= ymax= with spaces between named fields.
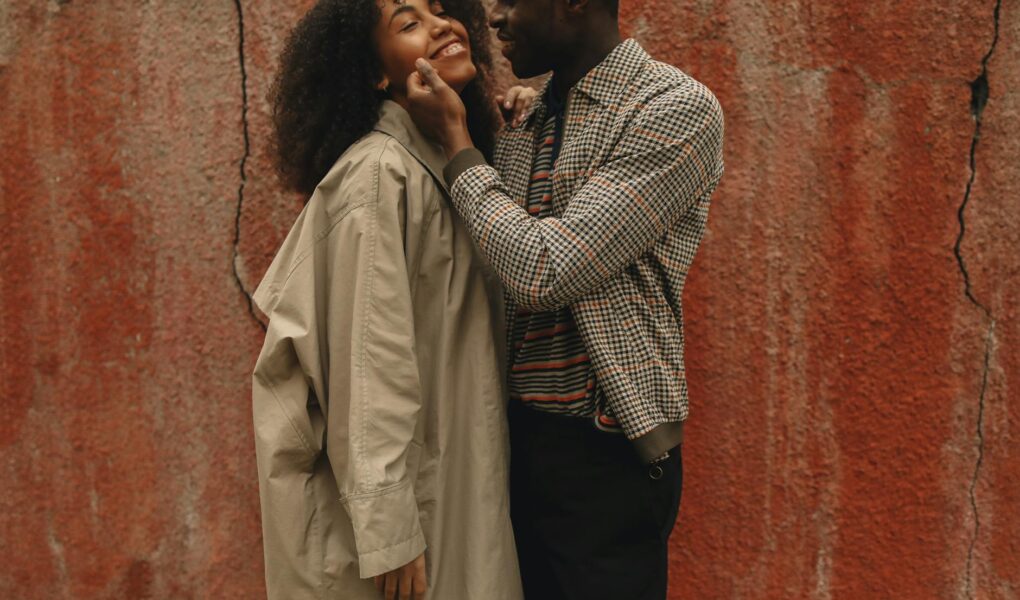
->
xmin=489 ymin=0 xmax=560 ymax=79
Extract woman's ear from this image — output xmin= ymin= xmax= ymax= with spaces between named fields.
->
xmin=376 ymin=76 xmax=390 ymax=92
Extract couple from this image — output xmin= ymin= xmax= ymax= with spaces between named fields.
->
xmin=251 ymin=0 xmax=724 ymax=598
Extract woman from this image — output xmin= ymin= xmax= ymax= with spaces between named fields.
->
xmin=251 ymin=1 xmax=531 ymax=598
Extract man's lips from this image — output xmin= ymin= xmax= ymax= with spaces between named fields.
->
xmin=430 ymin=39 xmax=467 ymax=59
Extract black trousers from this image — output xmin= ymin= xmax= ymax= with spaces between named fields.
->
xmin=508 ymin=402 xmax=683 ymax=600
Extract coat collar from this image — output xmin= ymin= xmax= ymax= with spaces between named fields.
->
xmin=373 ymin=100 xmax=450 ymax=194
xmin=254 ymin=101 xmax=449 ymax=317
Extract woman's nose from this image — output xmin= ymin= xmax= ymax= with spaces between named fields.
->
xmin=431 ymin=15 xmax=452 ymax=36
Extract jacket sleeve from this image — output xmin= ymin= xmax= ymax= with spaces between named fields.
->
xmin=324 ymin=149 xmax=427 ymax=578
xmin=448 ymin=83 xmax=724 ymax=311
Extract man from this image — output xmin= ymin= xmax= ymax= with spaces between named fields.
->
xmin=406 ymin=0 xmax=724 ymax=597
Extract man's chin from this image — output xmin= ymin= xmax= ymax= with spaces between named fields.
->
xmin=509 ymin=59 xmax=547 ymax=80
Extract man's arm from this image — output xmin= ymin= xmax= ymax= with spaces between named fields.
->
xmin=407 ymin=61 xmax=724 ymax=311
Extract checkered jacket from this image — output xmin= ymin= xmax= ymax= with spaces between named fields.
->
xmin=449 ymin=39 xmax=724 ymax=442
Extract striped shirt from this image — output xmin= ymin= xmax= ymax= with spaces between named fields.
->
xmin=443 ymin=39 xmax=724 ymax=459
xmin=508 ymin=89 xmax=597 ymax=418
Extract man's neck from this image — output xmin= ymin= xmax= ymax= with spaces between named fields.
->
xmin=551 ymin=26 xmax=622 ymax=98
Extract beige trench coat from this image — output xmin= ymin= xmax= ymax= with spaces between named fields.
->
xmin=252 ymin=101 xmax=523 ymax=600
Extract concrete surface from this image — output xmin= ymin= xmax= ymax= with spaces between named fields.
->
xmin=1 ymin=0 xmax=1016 ymax=598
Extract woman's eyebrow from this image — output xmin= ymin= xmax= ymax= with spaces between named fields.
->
xmin=389 ymin=4 xmax=418 ymax=24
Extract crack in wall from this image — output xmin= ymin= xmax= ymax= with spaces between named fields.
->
xmin=965 ymin=324 xmax=994 ymax=599
xmin=231 ymin=0 xmax=267 ymax=332
xmin=954 ymin=1 xmax=1001 ymax=597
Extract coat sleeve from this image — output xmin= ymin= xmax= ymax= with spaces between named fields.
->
xmin=326 ymin=148 xmax=428 ymax=579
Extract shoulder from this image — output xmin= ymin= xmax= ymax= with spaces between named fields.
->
xmin=630 ymin=62 xmax=723 ymax=130
xmin=612 ymin=62 xmax=724 ymax=157
xmin=312 ymin=132 xmax=424 ymax=214
xmin=254 ymin=134 xmax=432 ymax=314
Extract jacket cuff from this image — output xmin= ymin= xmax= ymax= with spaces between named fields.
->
xmin=443 ymin=147 xmax=487 ymax=188
xmin=341 ymin=480 xmax=426 ymax=579
xmin=631 ymin=421 xmax=685 ymax=462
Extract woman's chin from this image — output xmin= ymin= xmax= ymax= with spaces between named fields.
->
xmin=439 ymin=63 xmax=477 ymax=94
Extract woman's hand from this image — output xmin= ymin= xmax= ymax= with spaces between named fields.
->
xmin=496 ymin=85 xmax=538 ymax=128
xmin=374 ymin=552 xmax=427 ymax=600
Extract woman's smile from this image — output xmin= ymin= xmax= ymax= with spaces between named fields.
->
xmin=373 ymin=0 xmax=477 ymax=94
xmin=430 ymin=39 xmax=467 ymax=59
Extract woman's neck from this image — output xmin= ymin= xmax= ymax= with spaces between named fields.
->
xmin=389 ymin=91 xmax=412 ymax=114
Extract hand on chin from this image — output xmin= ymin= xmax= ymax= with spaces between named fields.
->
xmin=406 ymin=58 xmax=473 ymax=158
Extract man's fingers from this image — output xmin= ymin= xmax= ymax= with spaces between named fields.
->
xmin=406 ymin=71 xmax=429 ymax=96
xmin=513 ymin=93 xmax=529 ymax=125
xmin=496 ymin=95 xmax=511 ymax=121
xmin=415 ymin=58 xmax=443 ymax=88
xmin=504 ymin=86 xmax=521 ymax=110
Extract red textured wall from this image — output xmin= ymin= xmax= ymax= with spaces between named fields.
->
xmin=1 ymin=1 xmax=1016 ymax=598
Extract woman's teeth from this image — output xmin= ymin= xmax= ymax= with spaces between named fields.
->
xmin=437 ymin=43 xmax=465 ymax=58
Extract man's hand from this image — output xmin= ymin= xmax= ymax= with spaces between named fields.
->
xmin=373 ymin=552 xmax=427 ymax=600
xmin=406 ymin=58 xmax=474 ymax=159
xmin=496 ymin=85 xmax=538 ymax=128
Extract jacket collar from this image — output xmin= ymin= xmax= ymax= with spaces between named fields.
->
xmin=373 ymin=100 xmax=450 ymax=194
xmin=573 ymin=38 xmax=648 ymax=106
xmin=518 ymin=38 xmax=649 ymax=126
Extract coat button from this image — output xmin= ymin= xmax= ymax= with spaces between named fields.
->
xmin=648 ymin=464 xmax=664 ymax=480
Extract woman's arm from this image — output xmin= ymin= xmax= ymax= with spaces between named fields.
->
xmin=318 ymin=147 xmax=428 ymax=580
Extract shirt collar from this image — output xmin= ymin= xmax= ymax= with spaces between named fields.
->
xmin=373 ymin=99 xmax=450 ymax=193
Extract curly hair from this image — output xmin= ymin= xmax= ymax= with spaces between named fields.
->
xmin=271 ymin=0 xmax=499 ymax=196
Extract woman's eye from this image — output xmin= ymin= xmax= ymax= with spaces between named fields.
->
xmin=400 ymin=20 xmax=419 ymax=32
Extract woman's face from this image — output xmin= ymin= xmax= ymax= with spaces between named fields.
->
xmin=374 ymin=0 xmax=476 ymax=97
